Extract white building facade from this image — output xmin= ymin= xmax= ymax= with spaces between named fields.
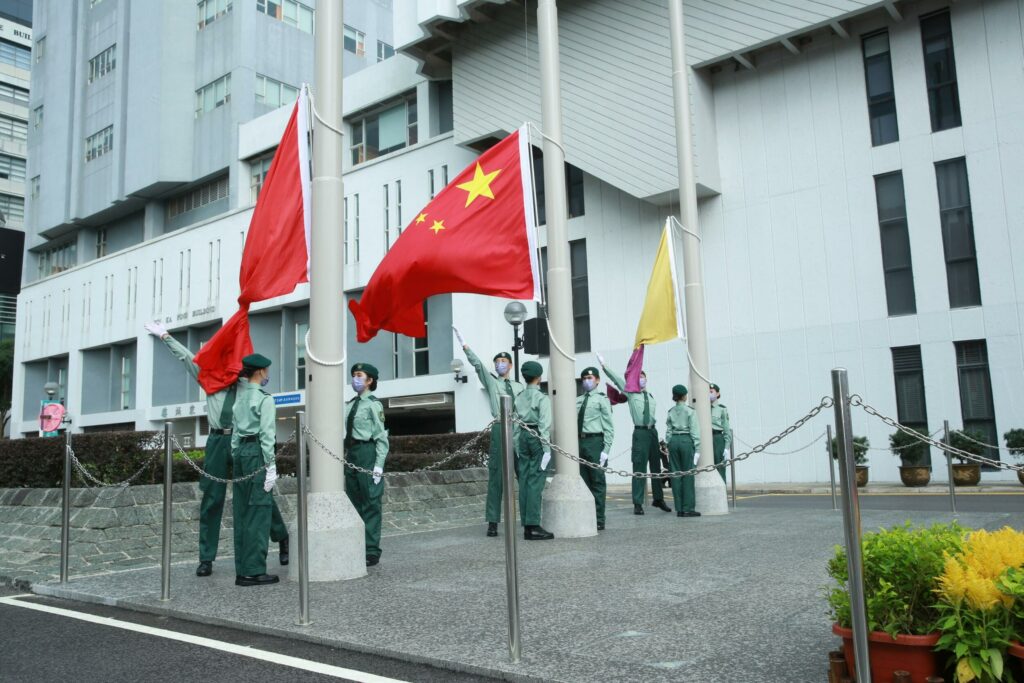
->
xmin=12 ymin=0 xmax=1024 ymax=484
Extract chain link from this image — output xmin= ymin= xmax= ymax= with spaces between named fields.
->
xmin=734 ymin=430 xmax=826 ymax=456
xmin=849 ymin=395 xmax=1024 ymax=473
xmin=67 ymin=443 xmax=161 ymax=489
xmin=952 ymin=428 xmax=1019 ymax=455
xmin=170 ymin=431 xmax=296 ymax=485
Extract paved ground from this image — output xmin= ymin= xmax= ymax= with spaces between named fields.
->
xmin=736 ymin=491 xmax=1024 ymax=513
xmin=30 ymin=495 xmax=1024 ymax=683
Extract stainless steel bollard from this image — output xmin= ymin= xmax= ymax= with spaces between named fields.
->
xmin=827 ymin=424 xmax=838 ymax=511
xmin=831 ymin=369 xmax=871 ymax=683
xmin=295 ymin=412 xmax=311 ymax=626
xmin=160 ymin=422 xmax=172 ymax=601
xmin=499 ymin=396 xmax=521 ymax=664
xmin=944 ymin=420 xmax=956 ymax=514
xmin=729 ymin=428 xmax=737 ymax=509
xmin=59 ymin=421 xmax=72 ymax=583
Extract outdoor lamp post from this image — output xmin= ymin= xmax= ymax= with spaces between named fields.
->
xmin=503 ymin=301 xmax=527 ymax=382
xmin=44 ymin=381 xmax=58 ymax=400
xmin=450 ymin=358 xmax=468 ymax=384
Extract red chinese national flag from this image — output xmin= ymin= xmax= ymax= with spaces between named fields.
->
xmin=193 ymin=87 xmax=312 ymax=394
xmin=349 ymin=125 xmax=540 ymax=342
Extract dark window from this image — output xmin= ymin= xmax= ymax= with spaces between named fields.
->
xmin=892 ymin=346 xmax=928 ymax=433
xmin=414 ymin=301 xmax=429 ymax=376
xmin=921 ymin=10 xmax=961 ymax=132
xmin=874 ymin=172 xmax=916 ymax=315
xmin=538 ymin=239 xmax=590 ymax=353
xmin=531 ymin=147 xmax=585 ymax=226
xmin=935 ymin=158 xmax=980 ymax=308
xmin=862 ymin=31 xmax=899 ymax=145
xmin=954 ymin=340 xmax=998 ymax=464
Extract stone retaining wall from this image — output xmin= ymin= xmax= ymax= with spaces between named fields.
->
xmin=0 ymin=468 xmax=489 ymax=589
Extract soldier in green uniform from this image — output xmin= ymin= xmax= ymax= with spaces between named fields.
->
xmin=230 ymin=353 xmax=281 ymax=586
xmin=666 ymin=384 xmax=701 ymax=518
xmin=514 ymin=361 xmax=554 ymax=540
xmin=575 ymin=367 xmax=613 ymax=530
xmin=453 ymin=326 xmax=524 ymax=537
xmin=710 ymin=383 xmax=731 ymax=482
xmin=597 ymin=353 xmax=672 ymax=515
xmin=344 ymin=362 xmax=389 ymax=567
xmin=145 ymin=323 xmax=288 ymax=577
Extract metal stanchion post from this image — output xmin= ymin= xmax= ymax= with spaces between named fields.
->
xmin=944 ymin=420 xmax=956 ymax=514
xmin=160 ymin=422 xmax=172 ymax=601
xmin=59 ymin=420 xmax=72 ymax=583
xmin=827 ymin=424 xmax=838 ymax=511
xmin=831 ymin=369 xmax=871 ymax=683
xmin=295 ymin=412 xmax=311 ymax=626
xmin=729 ymin=428 xmax=737 ymax=509
xmin=499 ymin=395 xmax=521 ymax=664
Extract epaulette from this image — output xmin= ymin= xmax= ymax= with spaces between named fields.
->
xmin=259 ymin=389 xmax=271 ymax=397
xmin=368 ymin=395 xmax=381 ymax=402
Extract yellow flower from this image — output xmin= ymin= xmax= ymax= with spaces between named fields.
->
xmin=938 ymin=527 xmax=1024 ymax=612
xmin=956 ymin=656 xmax=976 ymax=683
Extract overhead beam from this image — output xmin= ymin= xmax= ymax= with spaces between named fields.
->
xmin=781 ymin=37 xmax=800 ymax=55
xmin=734 ymin=52 xmax=755 ymax=70
xmin=883 ymin=0 xmax=902 ymax=21
xmin=830 ymin=20 xmax=849 ymax=39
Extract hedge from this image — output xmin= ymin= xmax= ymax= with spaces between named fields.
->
xmin=0 ymin=429 xmax=490 ymax=489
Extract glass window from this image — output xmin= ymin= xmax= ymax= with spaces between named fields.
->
xmin=96 ymin=228 xmax=108 ymax=258
xmin=296 ymin=322 xmax=308 ymax=389
xmin=257 ymin=0 xmax=313 ymax=34
xmin=349 ymin=93 xmax=417 ymax=165
xmin=195 ymin=74 xmax=231 ymax=117
xmin=0 ymin=115 xmax=28 ymax=142
xmin=32 ymin=106 xmax=43 ymax=129
xmin=120 ymin=354 xmax=133 ymax=410
xmin=0 ymin=193 xmax=24 ymax=224
xmin=873 ymin=172 xmax=916 ymax=315
xmin=0 ymin=154 xmax=26 ymax=182
xmin=921 ymin=10 xmax=961 ymax=132
xmin=344 ymin=193 xmax=359 ymax=263
xmin=532 ymin=147 xmax=586 ymax=226
xmin=414 ymin=302 xmax=429 ymax=376
xmin=249 ymin=151 xmax=274 ymax=203
xmin=88 ymin=45 xmax=117 ymax=83
xmin=344 ymin=25 xmax=365 ymax=56
xmin=0 ymin=84 xmax=30 ymax=106
xmin=255 ymin=74 xmax=298 ymax=108
xmin=35 ymin=37 xmax=44 ymax=63
xmin=954 ymin=340 xmax=998 ymax=463
xmin=30 ymin=175 xmax=39 ymax=199
xmin=538 ymin=239 xmax=591 ymax=353
xmin=85 ymin=126 xmax=114 ymax=162
xmin=892 ymin=346 xmax=928 ymax=432
xmin=197 ymin=0 xmax=232 ymax=29
xmin=935 ymin=158 xmax=980 ymax=308
xmin=0 ymin=39 xmax=31 ymax=70
xmin=376 ymin=40 xmax=394 ymax=62
xmin=862 ymin=31 xmax=898 ymax=146
xmin=166 ymin=175 xmax=229 ymax=219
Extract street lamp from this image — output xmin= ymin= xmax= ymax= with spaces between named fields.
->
xmin=450 ymin=358 xmax=468 ymax=384
xmin=43 ymin=382 xmax=59 ymax=399
xmin=503 ymin=301 xmax=528 ymax=382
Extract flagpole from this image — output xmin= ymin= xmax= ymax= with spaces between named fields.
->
xmin=536 ymin=0 xmax=597 ymax=538
xmin=668 ymin=0 xmax=727 ymax=515
xmin=302 ymin=0 xmax=368 ymax=580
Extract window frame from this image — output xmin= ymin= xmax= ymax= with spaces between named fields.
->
xmin=954 ymin=339 xmax=999 ymax=465
xmin=194 ymin=74 xmax=232 ymax=118
xmin=873 ymin=171 xmax=917 ymax=316
xmin=197 ymin=0 xmax=232 ymax=30
xmin=87 ymin=44 xmax=117 ymax=84
xmin=349 ymin=93 xmax=418 ymax=166
xmin=935 ymin=157 xmax=980 ymax=309
xmin=344 ymin=24 xmax=366 ymax=57
xmin=920 ymin=10 xmax=962 ymax=132
xmin=84 ymin=125 xmax=114 ymax=163
xmin=861 ymin=30 xmax=899 ymax=146
xmin=0 ymin=39 xmax=31 ymax=71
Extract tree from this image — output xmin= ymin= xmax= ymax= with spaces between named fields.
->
xmin=0 ymin=339 xmax=13 ymax=437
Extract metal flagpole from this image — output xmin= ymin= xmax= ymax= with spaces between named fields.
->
xmin=667 ymin=0 xmax=727 ymax=514
xmin=536 ymin=0 xmax=597 ymax=538
xmin=304 ymin=0 xmax=366 ymax=581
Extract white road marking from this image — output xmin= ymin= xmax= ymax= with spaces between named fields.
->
xmin=0 ymin=595 xmax=408 ymax=683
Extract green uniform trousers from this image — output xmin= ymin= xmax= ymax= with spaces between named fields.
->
xmin=485 ymin=423 xmax=518 ymax=524
xmin=516 ymin=431 xmax=547 ymax=527
xmin=713 ymin=431 xmax=727 ymax=483
xmin=231 ymin=441 xmax=274 ymax=577
xmin=578 ymin=434 xmax=606 ymax=525
xmin=631 ymin=427 xmax=665 ymax=506
xmin=344 ymin=441 xmax=384 ymax=560
xmin=201 ymin=434 xmax=287 ymax=562
xmin=668 ymin=434 xmax=696 ymax=513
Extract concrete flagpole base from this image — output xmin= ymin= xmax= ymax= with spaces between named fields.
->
xmin=541 ymin=474 xmax=598 ymax=538
xmin=694 ymin=471 xmax=729 ymax=516
xmin=291 ymin=491 xmax=367 ymax=582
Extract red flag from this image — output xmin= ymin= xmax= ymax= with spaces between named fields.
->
xmin=606 ymin=383 xmax=628 ymax=405
xmin=193 ymin=87 xmax=312 ymax=394
xmin=349 ymin=126 xmax=540 ymax=342
xmin=624 ymin=346 xmax=645 ymax=393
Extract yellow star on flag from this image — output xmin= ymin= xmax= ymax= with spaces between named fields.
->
xmin=430 ymin=219 xmax=446 ymax=234
xmin=456 ymin=163 xmax=501 ymax=208
xmin=416 ymin=213 xmax=427 ymax=224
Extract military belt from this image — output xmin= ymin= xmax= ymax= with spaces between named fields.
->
xmin=713 ymin=429 xmax=724 ymax=435
xmin=345 ymin=438 xmax=371 ymax=446
xmin=579 ymin=432 xmax=604 ymax=439
xmin=209 ymin=428 xmax=232 ymax=435
xmin=239 ymin=434 xmax=259 ymax=443
xmin=634 ymin=425 xmax=656 ymax=430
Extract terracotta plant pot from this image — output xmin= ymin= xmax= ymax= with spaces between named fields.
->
xmin=855 ymin=465 xmax=869 ymax=487
xmin=1010 ymin=641 xmax=1024 ymax=677
xmin=833 ymin=623 xmax=942 ymax=682
xmin=952 ymin=463 xmax=981 ymax=486
xmin=899 ymin=466 xmax=931 ymax=487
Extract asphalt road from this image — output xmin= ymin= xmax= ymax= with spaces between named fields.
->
xmin=734 ymin=491 xmax=1024 ymax=514
xmin=0 ymin=587 xmax=495 ymax=683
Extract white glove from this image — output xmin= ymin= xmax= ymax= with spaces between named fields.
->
xmin=596 ymin=352 xmax=606 ymax=367
xmin=263 ymin=464 xmax=278 ymax=492
xmin=723 ymin=449 xmax=731 ymax=460
xmin=452 ymin=325 xmax=466 ymax=348
xmin=540 ymin=452 xmax=551 ymax=471
xmin=144 ymin=321 xmax=168 ymax=338
xmin=372 ymin=466 xmax=383 ymax=485
xmin=600 ymin=452 xmax=609 ymax=466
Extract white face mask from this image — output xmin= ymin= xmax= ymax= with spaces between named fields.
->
xmin=582 ymin=378 xmax=597 ymax=392
xmin=352 ymin=377 xmax=366 ymax=393
xmin=260 ymin=374 xmax=270 ymax=387
xmin=495 ymin=361 xmax=509 ymax=376
xmin=639 ymin=378 xmax=647 ymax=389
xmin=710 ymin=391 xmax=718 ymax=402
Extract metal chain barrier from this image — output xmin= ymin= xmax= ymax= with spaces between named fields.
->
xmin=734 ymin=430 xmax=826 ymax=456
xmin=169 ymin=432 xmax=296 ymax=485
xmin=849 ymin=395 xmax=1024 ymax=473
xmin=864 ymin=426 xmax=945 ymax=451
xmin=67 ymin=442 xmax=161 ymax=489
xmin=951 ymin=428 xmax=1019 ymax=455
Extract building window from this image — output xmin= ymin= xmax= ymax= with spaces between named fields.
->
xmin=862 ymin=31 xmax=898 ymax=146
xmin=249 ymin=151 xmax=274 ymax=204
xmin=935 ymin=157 xmax=980 ymax=308
xmin=428 ymin=165 xmax=448 ymax=199
xmin=344 ymin=25 xmax=365 ymax=56
xmin=0 ymin=193 xmax=24 ymax=224
xmin=376 ymin=40 xmax=394 ymax=62
xmin=0 ymin=84 xmax=30 ymax=106
xmin=296 ymin=322 xmax=308 ymax=390
xmin=538 ymin=239 xmax=591 ymax=352
xmin=532 ymin=148 xmax=585 ymax=226
xmin=873 ymin=172 xmax=916 ymax=316
xmin=921 ymin=10 xmax=961 ymax=132
xmin=30 ymin=175 xmax=39 ymax=199
xmin=892 ymin=346 xmax=928 ymax=435
xmin=0 ymin=154 xmax=26 ymax=182
xmin=120 ymin=354 xmax=133 ymax=410
xmin=436 ymin=80 xmax=454 ymax=135
xmin=197 ymin=0 xmax=232 ymax=29
xmin=344 ymin=194 xmax=360 ymax=263
xmin=37 ymin=241 xmax=76 ymax=277
xmin=350 ymin=94 xmax=417 ymax=165
xmin=0 ymin=115 xmax=27 ymax=142
xmin=414 ymin=301 xmax=429 ymax=376
xmin=0 ymin=39 xmax=31 ymax=70
xmin=383 ymin=183 xmax=391 ymax=251
xmin=257 ymin=0 xmax=314 ymax=34
xmin=954 ymin=340 xmax=998 ymax=463
xmin=255 ymin=74 xmax=298 ymax=108
xmin=195 ymin=74 xmax=231 ymax=117
xmin=32 ymin=106 xmax=43 ymax=129
xmin=88 ymin=44 xmax=116 ymax=83
xmin=166 ymin=175 xmax=229 ymax=219
xmin=85 ymin=126 xmax=114 ymax=162
xmin=394 ymin=179 xmax=402 ymax=233
xmin=96 ymin=229 xmax=108 ymax=258
xmin=34 ymin=37 xmax=44 ymax=63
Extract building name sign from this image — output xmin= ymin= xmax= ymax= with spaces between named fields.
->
xmin=274 ymin=393 xmax=302 ymax=406
xmin=163 ymin=305 xmax=217 ymax=324
xmin=0 ymin=18 xmax=32 ymax=46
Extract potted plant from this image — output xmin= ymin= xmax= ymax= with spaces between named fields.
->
xmin=948 ymin=430 xmax=986 ymax=486
xmin=827 ymin=522 xmax=965 ymax=681
xmin=1005 ymin=429 xmax=1024 ymax=487
xmin=891 ymin=427 xmax=931 ymax=487
xmin=935 ymin=527 xmax=1024 ymax=682
xmin=831 ymin=435 xmax=870 ymax=486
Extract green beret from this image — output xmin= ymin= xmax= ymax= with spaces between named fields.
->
xmin=242 ymin=353 xmax=272 ymax=369
xmin=580 ymin=366 xmax=600 ymax=379
xmin=673 ymin=384 xmax=688 ymax=397
xmin=521 ymin=360 xmax=543 ymax=380
xmin=352 ymin=362 xmax=379 ymax=380
xmin=493 ymin=352 xmax=512 ymax=362
xmin=710 ymin=383 xmax=720 ymax=392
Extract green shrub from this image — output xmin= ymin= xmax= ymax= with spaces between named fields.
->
xmin=829 ymin=435 xmax=870 ymax=465
xmin=1004 ymin=429 xmax=1024 ymax=461
xmin=948 ymin=429 xmax=987 ymax=462
xmin=889 ymin=427 xmax=931 ymax=467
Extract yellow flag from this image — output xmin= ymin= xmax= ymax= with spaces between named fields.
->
xmin=633 ymin=220 xmax=683 ymax=348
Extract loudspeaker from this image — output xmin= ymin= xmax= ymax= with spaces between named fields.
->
xmin=0 ymin=227 xmax=24 ymax=295
xmin=523 ymin=316 xmax=549 ymax=356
